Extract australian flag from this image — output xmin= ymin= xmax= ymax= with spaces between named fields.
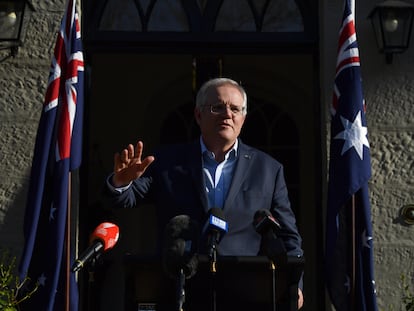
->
xmin=325 ymin=0 xmax=378 ymax=310
xmin=18 ymin=0 xmax=84 ymax=310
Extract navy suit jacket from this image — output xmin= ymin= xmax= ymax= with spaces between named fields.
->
xmin=105 ymin=139 xmax=303 ymax=259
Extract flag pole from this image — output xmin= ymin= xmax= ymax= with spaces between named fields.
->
xmin=66 ymin=171 xmax=72 ymax=311
xmin=351 ymin=194 xmax=356 ymax=311
xmin=350 ymin=0 xmax=356 ymax=306
xmin=349 ymin=2 xmax=359 ymax=310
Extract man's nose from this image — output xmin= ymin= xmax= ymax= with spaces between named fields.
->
xmin=223 ymin=105 xmax=233 ymax=117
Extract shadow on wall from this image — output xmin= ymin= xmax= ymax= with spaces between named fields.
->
xmin=0 ymin=175 xmax=29 ymax=263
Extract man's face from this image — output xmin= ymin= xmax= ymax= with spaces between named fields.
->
xmin=195 ymin=84 xmax=246 ymax=147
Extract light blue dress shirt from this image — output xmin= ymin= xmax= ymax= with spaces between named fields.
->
xmin=200 ymin=138 xmax=238 ymax=209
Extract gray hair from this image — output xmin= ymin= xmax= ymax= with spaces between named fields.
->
xmin=195 ymin=78 xmax=247 ymax=115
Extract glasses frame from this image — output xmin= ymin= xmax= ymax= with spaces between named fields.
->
xmin=203 ymin=103 xmax=246 ymax=116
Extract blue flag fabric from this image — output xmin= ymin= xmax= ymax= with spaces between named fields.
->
xmin=325 ymin=0 xmax=378 ymax=310
xmin=18 ymin=0 xmax=84 ymax=310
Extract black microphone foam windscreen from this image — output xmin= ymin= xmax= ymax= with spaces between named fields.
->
xmin=253 ymin=209 xmax=281 ymax=234
xmin=162 ymin=215 xmax=200 ymax=279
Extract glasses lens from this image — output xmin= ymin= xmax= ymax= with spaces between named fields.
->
xmin=230 ymin=106 xmax=242 ymax=114
xmin=210 ymin=104 xmax=243 ymax=115
xmin=211 ymin=104 xmax=226 ymax=114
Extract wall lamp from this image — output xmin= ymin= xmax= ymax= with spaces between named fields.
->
xmin=368 ymin=0 xmax=414 ymax=64
xmin=0 ymin=0 xmax=34 ymax=62
xmin=400 ymin=204 xmax=414 ymax=225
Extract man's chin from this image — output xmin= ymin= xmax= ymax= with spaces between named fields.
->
xmin=215 ymin=131 xmax=237 ymax=143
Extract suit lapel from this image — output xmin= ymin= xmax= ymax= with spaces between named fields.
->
xmin=224 ymin=141 xmax=254 ymax=210
xmin=186 ymin=141 xmax=209 ymax=213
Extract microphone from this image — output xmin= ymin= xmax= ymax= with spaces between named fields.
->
xmin=162 ymin=215 xmax=200 ymax=279
xmin=202 ymin=208 xmax=228 ymax=265
xmin=253 ymin=209 xmax=286 ymax=264
xmin=72 ymin=222 xmax=120 ymax=272
xmin=253 ymin=209 xmax=281 ymax=235
xmin=162 ymin=215 xmax=199 ymax=311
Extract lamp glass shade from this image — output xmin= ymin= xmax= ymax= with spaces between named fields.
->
xmin=0 ymin=0 xmax=25 ymax=41
xmin=369 ymin=1 xmax=414 ymax=53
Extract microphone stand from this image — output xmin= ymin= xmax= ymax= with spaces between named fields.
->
xmin=86 ymin=255 xmax=101 ymax=311
xmin=265 ymin=233 xmax=287 ymax=311
xmin=270 ymin=260 xmax=276 ymax=311
xmin=177 ymin=268 xmax=186 ymax=311
xmin=209 ymin=244 xmax=217 ymax=311
xmin=87 ymin=259 xmax=96 ymax=311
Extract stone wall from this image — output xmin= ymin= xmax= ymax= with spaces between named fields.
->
xmin=366 ymin=69 xmax=414 ymax=310
xmin=0 ymin=0 xmax=65 ymax=255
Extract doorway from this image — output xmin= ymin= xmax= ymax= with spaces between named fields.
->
xmin=84 ymin=52 xmax=322 ymax=310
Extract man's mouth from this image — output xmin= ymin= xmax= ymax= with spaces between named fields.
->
xmin=219 ymin=122 xmax=232 ymax=128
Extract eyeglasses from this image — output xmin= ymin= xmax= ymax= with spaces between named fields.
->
xmin=204 ymin=103 xmax=246 ymax=115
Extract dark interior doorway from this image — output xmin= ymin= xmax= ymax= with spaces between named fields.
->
xmin=82 ymin=52 xmax=323 ymax=310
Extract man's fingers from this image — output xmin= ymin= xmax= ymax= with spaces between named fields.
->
xmin=140 ymin=156 xmax=155 ymax=170
xmin=127 ymin=144 xmax=135 ymax=159
xmin=135 ymin=141 xmax=144 ymax=160
xmin=120 ymin=148 xmax=129 ymax=163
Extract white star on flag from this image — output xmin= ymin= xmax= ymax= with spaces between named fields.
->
xmin=38 ymin=273 xmax=47 ymax=286
xmin=334 ymin=111 xmax=370 ymax=160
xmin=49 ymin=204 xmax=56 ymax=221
xmin=362 ymin=229 xmax=373 ymax=248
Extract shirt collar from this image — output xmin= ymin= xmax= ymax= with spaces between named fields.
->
xmin=199 ymin=136 xmax=238 ymax=160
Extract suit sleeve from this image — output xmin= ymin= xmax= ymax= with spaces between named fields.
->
xmin=103 ymin=172 xmax=154 ymax=209
xmin=271 ymin=164 xmax=303 ymax=258
xmin=270 ymin=164 xmax=304 ymax=289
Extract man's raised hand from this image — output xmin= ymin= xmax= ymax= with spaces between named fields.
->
xmin=112 ymin=141 xmax=155 ymax=187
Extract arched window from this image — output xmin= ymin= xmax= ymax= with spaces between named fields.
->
xmin=94 ymin=0 xmax=307 ymax=33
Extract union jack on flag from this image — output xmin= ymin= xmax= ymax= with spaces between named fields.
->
xmin=19 ymin=0 xmax=84 ymax=310
xmin=325 ymin=0 xmax=378 ymax=310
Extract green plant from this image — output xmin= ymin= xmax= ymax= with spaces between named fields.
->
xmin=0 ymin=250 xmax=38 ymax=311
xmin=402 ymin=274 xmax=414 ymax=311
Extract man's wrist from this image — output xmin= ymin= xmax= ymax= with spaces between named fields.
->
xmin=107 ymin=173 xmax=131 ymax=193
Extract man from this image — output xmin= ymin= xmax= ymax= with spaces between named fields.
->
xmin=105 ymin=78 xmax=304 ymax=308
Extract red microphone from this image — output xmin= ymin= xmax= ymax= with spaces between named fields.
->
xmin=72 ymin=222 xmax=120 ymax=272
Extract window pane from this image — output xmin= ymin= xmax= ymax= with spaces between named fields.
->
xmin=215 ymin=0 xmax=256 ymax=31
xmin=262 ymin=0 xmax=303 ymax=32
xmin=148 ymin=0 xmax=189 ymax=31
xmin=99 ymin=0 xmax=142 ymax=31
xmin=215 ymin=0 xmax=304 ymax=32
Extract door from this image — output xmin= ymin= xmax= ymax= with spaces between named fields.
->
xmin=81 ymin=0 xmax=322 ymax=309
xmin=84 ymin=52 xmax=322 ymax=310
